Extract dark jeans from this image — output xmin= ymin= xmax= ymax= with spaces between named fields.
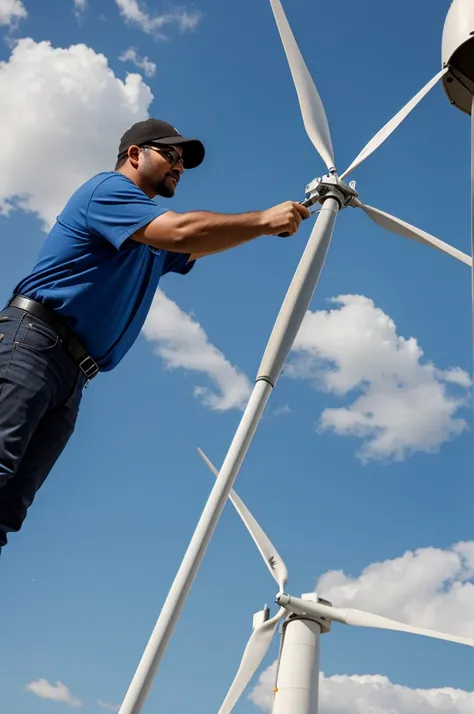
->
xmin=0 ymin=306 xmax=87 ymax=551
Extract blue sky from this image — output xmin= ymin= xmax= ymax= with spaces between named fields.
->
xmin=0 ymin=1 xmax=473 ymax=714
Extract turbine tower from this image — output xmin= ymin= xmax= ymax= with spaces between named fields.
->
xmin=117 ymin=4 xmax=473 ymax=713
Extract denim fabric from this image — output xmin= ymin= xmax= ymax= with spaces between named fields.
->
xmin=0 ymin=306 xmax=87 ymax=551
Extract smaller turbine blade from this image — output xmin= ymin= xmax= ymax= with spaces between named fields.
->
xmin=341 ymin=608 xmax=474 ymax=647
xmin=354 ymin=199 xmax=472 ymax=267
xmin=341 ymin=68 xmax=448 ymax=179
xmin=197 ymin=448 xmax=289 ymax=590
xmin=269 ymin=0 xmax=335 ymax=171
xmin=218 ymin=608 xmax=286 ymax=714
xmin=276 ymin=594 xmax=473 ymax=647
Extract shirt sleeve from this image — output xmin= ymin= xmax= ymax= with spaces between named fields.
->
xmin=86 ymin=173 xmax=168 ymax=250
xmin=162 ymin=251 xmax=196 ymax=275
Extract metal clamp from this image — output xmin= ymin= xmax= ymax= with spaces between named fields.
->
xmin=304 ymin=173 xmax=359 ymax=209
xmin=278 ymin=173 xmax=359 ymax=237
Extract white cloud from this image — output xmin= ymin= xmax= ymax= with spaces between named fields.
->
xmin=114 ymin=0 xmax=201 ymax=37
xmin=440 ymin=367 xmax=472 ymax=388
xmin=142 ymin=289 xmax=252 ymax=411
xmin=98 ymin=701 xmax=120 ymax=712
xmin=315 ymin=540 xmax=474 ymax=639
xmin=74 ymin=0 xmax=86 ymax=17
xmin=0 ymin=37 xmax=152 ymax=231
xmin=0 ymin=0 xmax=26 ymax=26
xmin=119 ymin=47 xmax=156 ymax=77
xmin=250 ymin=665 xmax=474 ymax=714
xmin=286 ymin=295 xmax=471 ymax=463
xmin=26 ymin=679 xmax=82 ymax=708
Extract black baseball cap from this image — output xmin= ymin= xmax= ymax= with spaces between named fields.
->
xmin=117 ymin=118 xmax=205 ymax=169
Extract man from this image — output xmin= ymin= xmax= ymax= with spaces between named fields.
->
xmin=0 ymin=117 xmax=310 ymax=553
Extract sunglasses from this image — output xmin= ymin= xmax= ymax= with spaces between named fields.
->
xmin=144 ymin=144 xmax=184 ymax=168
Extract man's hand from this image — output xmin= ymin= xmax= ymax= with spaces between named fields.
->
xmin=260 ymin=201 xmax=311 ymax=237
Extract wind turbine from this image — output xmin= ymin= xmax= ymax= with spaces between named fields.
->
xmin=117 ymin=3 xmax=473 ymax=713
xmin=196 ymin=447 xmax=473 ymax=714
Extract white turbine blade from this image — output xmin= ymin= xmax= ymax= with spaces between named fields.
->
xmin=339 ymin=608 xmax=473 ymax=647
xmin=341 ymin=68 xmax=448 ymax=179
xmin=354 ymin=198 xmax=472 ymax=267
xmin=218 ymin=608 xmax=286 ymax=714
xmin=277 ymin=595 xmax=473 ymax=647
xmin=197 ymin=448 xmax=289 ymax=590
xmin=269 ymin=0 xmax=335 ymax=170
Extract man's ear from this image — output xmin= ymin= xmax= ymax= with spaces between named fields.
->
xmin=128 ymin=145 xmax=141 ymax=168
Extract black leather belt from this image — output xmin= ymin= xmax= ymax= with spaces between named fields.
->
xmin=8 ymin=295 xmax=99 ymax=380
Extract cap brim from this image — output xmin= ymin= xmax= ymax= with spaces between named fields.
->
xmin=156 ymin=135 xmax=205 ymax=169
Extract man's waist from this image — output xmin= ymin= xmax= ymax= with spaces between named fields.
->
xmin=7 ymin=295 xmax=99 ymax=380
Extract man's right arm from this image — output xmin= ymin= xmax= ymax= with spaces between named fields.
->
xmin=130 ymin=201 xmax=310 ymax=258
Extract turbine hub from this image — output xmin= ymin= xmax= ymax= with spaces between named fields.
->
xmin=304 ymin=174 xmax=359 ymax=210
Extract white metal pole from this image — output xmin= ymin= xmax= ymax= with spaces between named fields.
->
xmin=118 ymin=196 xmax=341 ymax=714
xmin=272 ymin=614 xmax=321 ymax=714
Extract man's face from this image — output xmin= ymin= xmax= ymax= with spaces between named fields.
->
xmin=139 ymin=144 xmax=184 ymax=198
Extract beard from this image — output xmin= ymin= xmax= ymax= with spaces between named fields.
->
xmin=153 ymin=171 xmax=180 ymax=198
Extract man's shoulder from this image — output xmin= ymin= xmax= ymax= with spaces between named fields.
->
xmin=73 ymin=170 xmax=137 ymax=195
xmin=78 ymin=171 xmax=131 ymax=195
xmin=83 ymin=171 xmax=153 ymax=203
xmin=62 ymin=172 xmax=143 ymax=215
xmin=62 ymin=172 xmax=115 ymax=206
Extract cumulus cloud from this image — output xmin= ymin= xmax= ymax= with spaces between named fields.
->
xmin=286 ymin=295 xmax=471 ymax=463
xmin=26 ymin=679 xmax=82 ymax=707
xmin=0 ymin=37 xmax=152 ymax=231
xmin=142 ymin=289 xmax=252 ymax=411
xmin=315 ymin=540 xmax=474 ymax=639
xmin=114 ymin=0 xmax=201 ymax=37
xmin=250 ymin=665 xmax=474 ymax=714
xmin=119 ymin=47 xmax=156 ymax=77
xmin=0 ymin=0 xmax=26 ymax=27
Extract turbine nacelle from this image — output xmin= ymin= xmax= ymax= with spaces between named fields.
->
xmin=282 ymin=593 xmax=333 ymax=635
xmin=442 ymin=0 xmax=474 ymax=114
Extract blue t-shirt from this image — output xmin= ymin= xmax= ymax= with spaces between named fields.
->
xmin=12 ymin=171 xmax=195 ymax=371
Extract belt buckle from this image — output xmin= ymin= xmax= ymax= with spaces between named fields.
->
xmin=79 ymin=355 xmax=99 ymax=379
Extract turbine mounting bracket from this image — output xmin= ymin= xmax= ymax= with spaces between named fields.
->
xmin=304 ymin=173 xmax=359 ymax=210
xmin=284 ymin=612 xmax=332 ymax=635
